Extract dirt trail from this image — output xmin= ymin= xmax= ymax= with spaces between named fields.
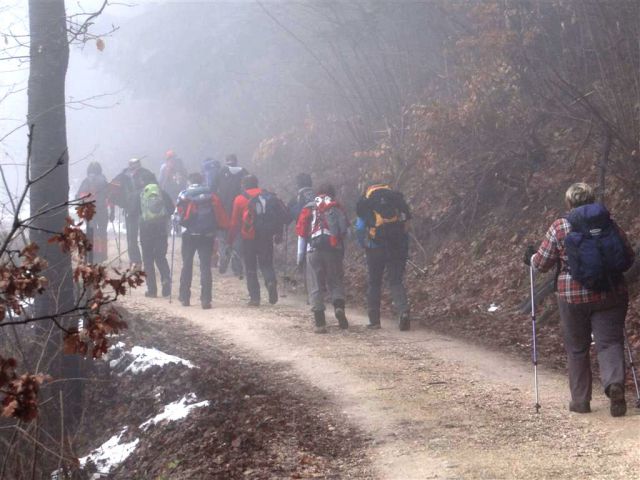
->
xmin=122 ymin=267 xmax=640 ymax=479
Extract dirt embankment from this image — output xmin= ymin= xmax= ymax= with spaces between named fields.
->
xmin=73 ymin=310 xmax=372 ymax=479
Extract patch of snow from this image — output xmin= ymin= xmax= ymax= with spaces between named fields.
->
xmin=124 ymin=346 xmax=195 ymax=374
xmin=140 ymin=393 xmax=209 ymax=430
xmin=487 ymin=303 xmax=500 ymax=313
xmin=79 ymin=427 xmax=139 ymax=475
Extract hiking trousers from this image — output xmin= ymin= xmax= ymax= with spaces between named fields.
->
xmin=307 ymin=249 xmax=345 ymax=312
xmin=557 ymin=294 xmax=627 ymax=405
xmin=218 ymin=233 xmax=243 ymax=276
xmin=86 ymin=215 xmax=109 ymax=263
xmin=140 ymin=222 xmax=170 ymax=296
xmin=179 ymin=233 xmax=214 ymax=304
xmin=366 ymin=248 xmax=409 ymax=322
xmin=125 ymin=212 xmax=142 ymax=265
xmin=242 ymin=236 xmax=276 ymax=302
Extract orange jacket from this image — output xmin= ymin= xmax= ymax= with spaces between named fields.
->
xmin=228 ymin=187 xmax=262 ymax=243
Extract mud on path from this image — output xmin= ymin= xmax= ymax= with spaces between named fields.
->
xmin=122 ymin=263 xmax=640 ymax=479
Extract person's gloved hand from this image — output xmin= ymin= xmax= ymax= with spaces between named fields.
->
xmin=523 ymin=245 xmax=536 ymax=266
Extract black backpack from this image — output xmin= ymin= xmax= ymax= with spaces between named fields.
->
xmin=217 ymin=166 xmax=247 ymax=214
xmin=242 ymin=191 xmax=291 ymax=239
xmin=356 ymin=185 xmax=408 ymax=245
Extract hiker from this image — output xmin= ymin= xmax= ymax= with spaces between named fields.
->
xmin=159 ymin=149 xmax=188 ymax=203
xmin=175 ymin=172 xmax=229 ymax=309
xmin=202 ymin=157 xmax=222 ymax=266
xmin=202 ymin=157 xmax=221 ymax=192
xmin=228 ymin=175 xmax=290 ymax=306
xmin=288 ymin=173 xmax=315 ymax=222
xmin=139 ymin=183 xmax=174 ymax=298
xmin=524 ymin=182 xmax=634 ymax=416
xmin=216 ymin=154 xmax=248 ymax=277
xmin=110 ymin=158 xmax=157 ymax=267
xmin=296 ymin=183 xmax=350 ymax=333
xmin=76 ymin=162 xmax=113 ymax=263
xmin=355 ymin=182 xmax=412 ymax=331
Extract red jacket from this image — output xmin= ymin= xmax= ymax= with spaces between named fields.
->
xmin=175 ymin=185 xmax=229 ymax=234
xmin=228 ymin=187 xmax=262 ymax=243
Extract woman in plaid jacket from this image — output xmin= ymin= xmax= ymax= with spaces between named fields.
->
xmin=525 ymin=182 xmax=634 ymax=417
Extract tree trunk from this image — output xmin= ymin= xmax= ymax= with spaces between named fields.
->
xmin=27 ymin=0 xmax=81 ymax=424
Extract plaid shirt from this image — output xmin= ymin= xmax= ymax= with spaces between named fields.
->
xmin=532 ymin=217 xmax=634 ymax=304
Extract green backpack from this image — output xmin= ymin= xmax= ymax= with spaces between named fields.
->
xmin=140 ymin=184 xmax=167 ymax=223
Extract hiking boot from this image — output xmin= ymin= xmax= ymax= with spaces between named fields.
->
xmin=333 ymin=300 xmax=348 ymax=329
xmin=607 ymin=383 xmax=627 ymax=417
xmin=201 ymin=302 xmax=212 ymax=310
xmin=145 ymin=291 xmax=157 ymax=298
xmin=161 ymin=281 xmax=171 ymax=298
xmin=247 ymin=298 xmax=260 ymax=307
xmin=313 ymin=310 xmax=327 ymax=333
xmin=267 ymin=282 xmax=278 ymax=305
xmin=569 ymin=401 xmax=591 ymax=413
xmin=218 ymin=251 xmax=230 ymax=275
xmin=399 ymin=311 xmax=411 ymax=331
xmin=180 ymin=299 xmax=190 ymax=307
xmin=367 ymin=310 xmax=381 ymax=330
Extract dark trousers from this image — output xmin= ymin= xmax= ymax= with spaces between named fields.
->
xmin=218 ymin=233 xmax=243 ymax=276
xmin=557 ymin=295 xmax=628 ymax=404
xmin=366 ymin=248 xmax=409 ymax=323
xmin=125 ymin=213 xmax=142 ymax=264
xmin=86 ymin=217 xmax=108 ymax=263
xmin=243 ymin=236 xmax=276 ymax=302
xmin=179 ymin=233 xmax=214 ymax=304
xmin=140 ymin=223 xmax=170 ymax=296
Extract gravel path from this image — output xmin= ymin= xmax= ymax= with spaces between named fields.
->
xmin=122 ymin=266 xmax=640 ymax=479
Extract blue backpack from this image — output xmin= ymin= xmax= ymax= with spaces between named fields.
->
xmin=564 ymin=203 xmax=633 ymax=292
xmin=202 ymin=158 xmax=220 ymax=191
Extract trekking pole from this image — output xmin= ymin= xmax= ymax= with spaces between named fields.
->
xmin=407 ymin=259 xmax=427 ymax=277
xmin=281 ymin=227 xmax=288 ymax=298
xmin=169 ymin=218 xmax=177 ymax=303
xmin=529 ymin=263 xmax=541 ymax=413
xmin=624 ymin=335 xmax=640 ymax=408
xmin=116 ymin=208 xmax=123 ymax=267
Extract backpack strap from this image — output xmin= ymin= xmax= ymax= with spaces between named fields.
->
xmin=365 ymin=184 xmax=390 ymax=199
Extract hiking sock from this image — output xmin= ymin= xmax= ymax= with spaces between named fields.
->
xmin=333 ymin=300 xmax=348 ymax=329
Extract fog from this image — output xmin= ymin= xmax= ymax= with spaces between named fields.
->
xmin=2 ymin=0 xmax=447 ymax=203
